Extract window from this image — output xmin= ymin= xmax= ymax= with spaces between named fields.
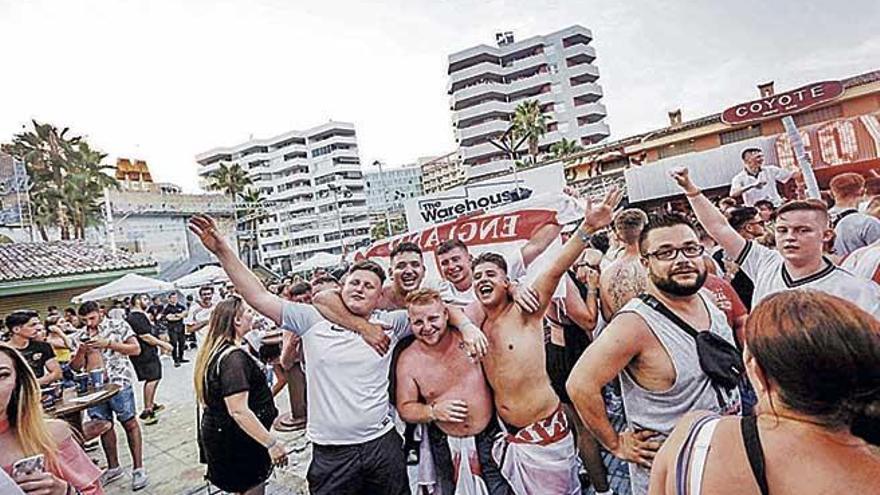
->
xmin=794 ymin=104 xmax=843 ymax=127
xmin=657 ymin=140 xmax=695 ymax=159
xmin=719 ymin=124 xmax=762 ymax=145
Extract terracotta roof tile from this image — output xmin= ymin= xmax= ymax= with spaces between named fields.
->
xmin=0 ymin=241 xmax=156 ymax=283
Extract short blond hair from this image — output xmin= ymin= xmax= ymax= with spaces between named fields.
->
xmin=405 ymin=288 xmax=443 ymax=307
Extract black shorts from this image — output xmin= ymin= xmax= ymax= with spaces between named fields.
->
xmin=546 ymin=341 xmax=571 ymax=404
xmin=307 ymin=429 xmax=410 ymax=495
xmin=201 ymin=406 xmax=277 ymax=492
xmin=132 ymin=356 xmax=162 ymax=382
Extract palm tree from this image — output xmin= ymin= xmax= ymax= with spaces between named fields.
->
xmin=512 ymin=100 xmax=548 ymax=164
xmin=2 ymin=121 xmax=116 ymax=240
xmin=549 ymin=138 xmax=584 ymax=166
xmin=238 ymin=189 xmax=264 ymax=267
xmin=207 ymin=163 xmax=253 ymax=255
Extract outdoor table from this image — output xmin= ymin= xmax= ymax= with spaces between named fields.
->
xmin=50 ymin=383 xmax=121 ymax=441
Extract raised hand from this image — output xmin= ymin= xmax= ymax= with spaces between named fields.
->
xmin=188 ymin=215 xmax=229 ymax=255
xmin=669 ymin=167 xmax=700 ymax=195
xmin=582 ymin=186 xmax=623 ymax=233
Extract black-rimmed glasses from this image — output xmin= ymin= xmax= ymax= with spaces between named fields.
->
xmin=644 ymin=244 xmax=705 ymax=261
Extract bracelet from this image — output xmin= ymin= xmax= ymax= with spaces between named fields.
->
xmin=265 ymin=437 xmax=278 ymax=450
xmin=685 ymin=189 xmax=703 ymax=198
xmin=428 ymin=403 xmax=436 ymax=422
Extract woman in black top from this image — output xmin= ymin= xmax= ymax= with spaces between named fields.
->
xmin=193 ymin=296 xmax=285 ymax=495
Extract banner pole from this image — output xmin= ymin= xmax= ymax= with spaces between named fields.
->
xmin=781 ymin=116 xmax=821 ymax=199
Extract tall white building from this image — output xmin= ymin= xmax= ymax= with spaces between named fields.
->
xmin=448 ymin=25 xmax=611 ymax=180
xmin=196 ymin=122 xmax=370 ymax=274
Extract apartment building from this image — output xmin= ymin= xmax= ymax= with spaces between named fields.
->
xmin=448 ymin=25 xmax=611 ymax=180
xmin=419 ymin=151 xmax=466 ymax=194
xmin=365 ymin=163 xmax=423 ymax=214
xmin=196 ymin=122 xmax=370 ymax=274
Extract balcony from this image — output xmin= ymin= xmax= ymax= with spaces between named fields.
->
xmin=449 ymin=60 xmax=504 ymax=85
xmin=273 ymin=185 xmax=313 ymax=201
xmin=460 ymin=140 xmax=502 ymax=162
xmin=577 ymin=122 xmax=612 ymax=143
xmin=507 ymin=71 xmax=553 ymax=94
xmin=567 ymin=65 xmax=600 ymax=87
xmin=455 ymin=99 xmax=510 ymax=124
xmin=457 ymin=119 xmax=510 ymax=143
xmin=451 ymin=81 xmax=507 ymax=102
xmin=573 ymin=102 xmax=608 ymax=125
xmin=572 ymin=83 xmax=604 ymax=105
xmin=563 ymin=44 xmax=596 ymax=63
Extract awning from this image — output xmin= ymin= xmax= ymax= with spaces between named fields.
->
xmin=172 ymin=265 xmax=229 ymax=289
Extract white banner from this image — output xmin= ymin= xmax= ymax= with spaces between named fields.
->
xmin=405 ymin=164 xmax=566 ymax=229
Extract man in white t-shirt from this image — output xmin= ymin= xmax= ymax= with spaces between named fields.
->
xmin=841 ymin=239 xmax=880 ymax=285
xmin=188 ymin=215 xmax=486 ymax=494
xmin=672 ymin=168 xmax=880 ymax=318
xmin=184 ymin=285 xmax=216 ymax=347
xmin=729 ymin=147 xmax=800 ymax=206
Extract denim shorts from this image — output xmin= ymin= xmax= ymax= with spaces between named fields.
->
xmin=88 ymin=385 xmax=137 ymax=423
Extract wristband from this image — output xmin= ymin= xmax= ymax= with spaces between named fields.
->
xmin=685 ymin=189 xmax=702 ymax=198
xmin=265 ymin=437 xmax=278 ymax=449
xmin=577 ymin=228 xmax=592 ymax=244
xmin=428 ymin=403 xmax=436 ymax=422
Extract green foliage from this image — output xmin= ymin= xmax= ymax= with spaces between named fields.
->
xmin=549 ymin=137 xmax=584 ymax=165
xmin=206 ymin=163 xmax=253 ymax=200
xmin=512 ymin=100 xmax=548 ymax=164
xmin=1 ymin=121 xmax=118 ymax=240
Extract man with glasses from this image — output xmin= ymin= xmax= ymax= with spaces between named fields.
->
xmin=567 ymin=213 xmax=741 ymax=495
xmin=672 ymin=167 xmax=880 ymax=316
xmin=185 ymin=285 xmax=217 ymax=348
xmin=729 ymin=147 xmax=800 ymax=206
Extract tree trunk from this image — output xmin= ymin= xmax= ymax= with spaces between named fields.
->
xmin=38 ymin=223 xmax=48 ymax=242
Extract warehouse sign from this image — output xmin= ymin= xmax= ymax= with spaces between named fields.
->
xmin=404 ymin=163 xmax=565 ymax=229
xmin=722 ymin=81 xmax=844 ymax=125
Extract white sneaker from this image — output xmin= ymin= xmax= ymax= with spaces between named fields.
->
xmin=131 ymin=468 xmax=149 ymax=491
xmin=99 ymin=466 xmax=124 ymax=486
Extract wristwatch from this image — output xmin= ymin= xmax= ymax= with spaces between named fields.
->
xmin=577 ymin=228 xmax=592 ymax=244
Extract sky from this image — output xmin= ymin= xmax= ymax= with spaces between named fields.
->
xmin=1 ymin=0 xmax=878 ymax=191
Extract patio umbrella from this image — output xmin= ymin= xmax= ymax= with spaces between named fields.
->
xmin=72 ymin=273 xmax=175 ymax=303
xmin=173 ymin=265 xmax=230 ymax=289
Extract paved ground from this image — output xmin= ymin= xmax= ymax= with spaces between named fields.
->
xmin=92 ymin=354 xmax=310 ymax=494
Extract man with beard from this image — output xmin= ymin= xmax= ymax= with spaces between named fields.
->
xmin=566 ymin=213 xmax=741 ymax=495
xmin=395 ymin=288 xmax=509 ymax=495
xmin=471 ymin=188 xmax=622 ymax=495
xmin=672 ymin=167 xmax=880 ymax=316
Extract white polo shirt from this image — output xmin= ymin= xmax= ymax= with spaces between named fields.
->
xmin=730 ymin=166 xmax=794 ymax=206
xmin=841 ymin=240 xmax=880 ymax=285
xmin=281 ymin=303 xmax=411 ymax=445
xmin=735 ymin=240 xmax=880 ymax=318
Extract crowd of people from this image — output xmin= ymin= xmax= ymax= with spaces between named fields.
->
xmin=1 ymin=144 xmax=879 ymax=495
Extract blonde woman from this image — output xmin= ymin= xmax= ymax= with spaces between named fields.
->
xmin=194 ymin=297 xmax=286 ymax=495
xmin=0 ymin=343 xmax=103 ymax=495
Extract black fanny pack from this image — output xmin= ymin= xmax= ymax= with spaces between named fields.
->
xmin=639 ymin=294 xmax=744 ymax=390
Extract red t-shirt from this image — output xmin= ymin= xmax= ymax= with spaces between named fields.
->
xmin=703 ymin=273 xmax=748 ymax=328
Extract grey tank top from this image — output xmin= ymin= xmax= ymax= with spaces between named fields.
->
xmin=619 ymin=291 xmax=740 ymax=437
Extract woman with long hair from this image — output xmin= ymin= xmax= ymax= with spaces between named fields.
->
xmin=194 ymin=296 xmax=286 ymax=495
xmin=0 ymin=343 xmax=103 ymax=495
xmin=648 ymin=290 xmax=880 ymax=495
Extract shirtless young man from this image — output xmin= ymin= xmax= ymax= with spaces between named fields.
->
xmin=396 ymin=289 xmax=510 ymax=495
xmin=599 ymin=208 xmax=648 ymax=321
xmin=472 ymin=188 xmax=622 ymax=494
xmin=378 ymin=242 xmax=429 ymax=310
